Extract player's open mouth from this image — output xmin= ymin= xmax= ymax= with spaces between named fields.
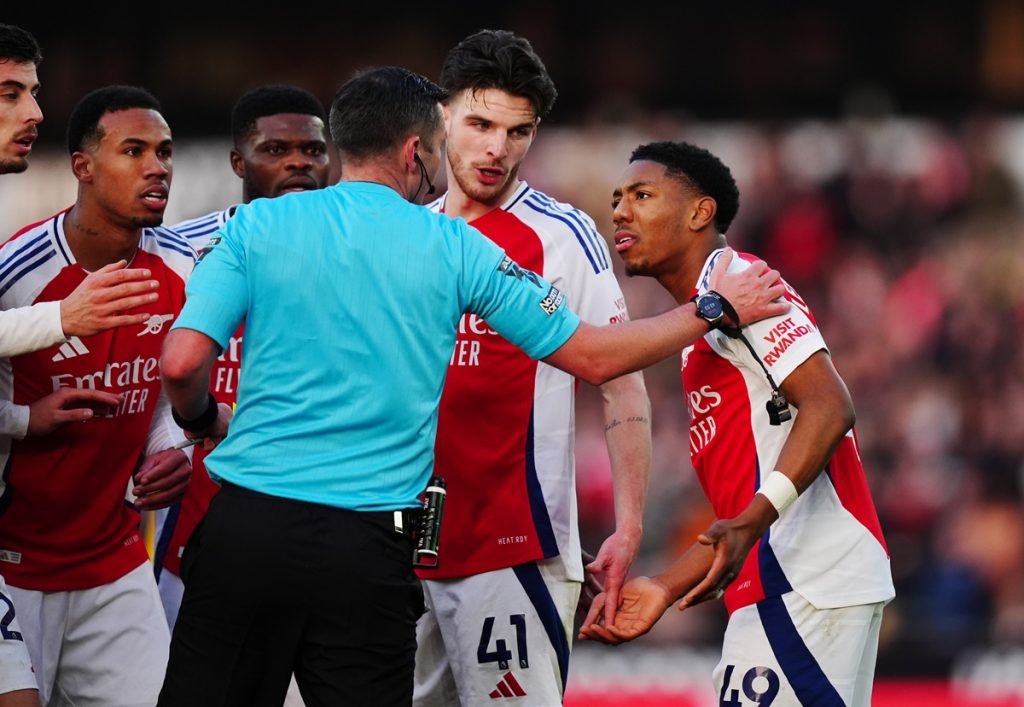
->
xmin=141 ymin=186 xmax=169 ymax=210
xmin=476 ymin=167 xmax=504 ymax=186
xmin=12 ymin=134 xmax=35 ymax=155
xmin=614 ymin=233 xmax=637 ymax=252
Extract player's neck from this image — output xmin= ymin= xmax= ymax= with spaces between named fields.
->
xmin=662 ymin=238 xmax=724 ymax=305
xmin=64 ymin=202 xmax=142 ymax=272
xmin=443 ymin=173 xmax=521 ymax=223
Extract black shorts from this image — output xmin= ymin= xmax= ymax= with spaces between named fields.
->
xmin=158 ymin=482 xmax=424 ymax=707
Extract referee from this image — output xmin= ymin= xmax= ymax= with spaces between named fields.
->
xmin=158 ymin=66 xmax=786 ymax=706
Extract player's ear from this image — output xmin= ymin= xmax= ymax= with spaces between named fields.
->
xmin=70 ymin=151 xmax=93 ymax=183
xmin=229 ymin=149 xmax=245 ymax=179
xmin=691 ymin=196 xmax=718 ymax=232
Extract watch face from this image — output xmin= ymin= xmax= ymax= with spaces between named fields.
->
xmin=697 ymin=293 xmax=724 ymax=321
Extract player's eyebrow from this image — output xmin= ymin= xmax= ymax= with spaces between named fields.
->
xmin=613 ymin=181 xmax=653 ymax=198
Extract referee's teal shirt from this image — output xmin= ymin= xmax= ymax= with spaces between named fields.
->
xmin=173 ymin=182 xmax=580 ymax=511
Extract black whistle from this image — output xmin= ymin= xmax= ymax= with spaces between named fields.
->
xmin=413 ymin=476 xmax=446 ymax=568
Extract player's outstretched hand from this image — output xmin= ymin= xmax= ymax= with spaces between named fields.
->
xmin=133 ymin=448 xmax=190 ymax=510
xmin=678 ymin=511 xmax=765 ymax=609
xmin=578 ymin=576 xmax=672 ymax=646
xmin=586 ymin=529 xmax=642 ymax=626
xmin=60 ymin=260 xmax=159 ymax=337
xmin=708 ymin=248 xmax=787 ymax=327
xmin=27 ymin=388 xmax=123 ymax=436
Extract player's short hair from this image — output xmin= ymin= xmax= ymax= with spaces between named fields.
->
xmin=230 ymin=85 xmax=326 ymax=147
xmin=329 ymin=66 xmax=447 ymax=160
xmin=67 ymin=86 xmax=162 ymax=154
xmin=440 ymin=29 xmax=557 ymax=120
xmin=0 ymin=24 xmax=42 ymax=66
xmin=630 ymin=141 xmax=740 ymax=234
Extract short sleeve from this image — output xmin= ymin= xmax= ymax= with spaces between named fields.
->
xmin=172 ymin=209 xmax=250 ymax=351
xmin=457 ymin=222 xmax=580 ymax=360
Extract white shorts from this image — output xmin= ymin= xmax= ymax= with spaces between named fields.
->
xmin=715 ymin=592 xmax=885 ymax=707
xmin=0 ymin=574 xmax=36 ymax=696
xmin=414 ymin=558 xmax=581 ymax=707
xmin=7 ymin=561 xmax=171 ymax=706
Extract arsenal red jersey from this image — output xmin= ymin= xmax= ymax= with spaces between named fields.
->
xmin=0 ymin=210 xmax=195 ymax=590
xmin=684 ymin=249 xmax=893 ymax=614
xmin=419 ymin=184 xmax=627 ymax=581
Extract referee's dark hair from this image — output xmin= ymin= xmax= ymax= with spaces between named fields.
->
xmin=630 ymin=141 xmax=741 ymax=234
xmin=67 ymin=86 xmax=162 ymax=154
xmin=329 ymin=66 xmax=447 ymax=160
xmin=440 ymin=29 xmax=557 ymax=120
xmin=0 ymin=24 xmax=42 ymax=65
xmin=231 ymin=85 xmax=326 ymax=147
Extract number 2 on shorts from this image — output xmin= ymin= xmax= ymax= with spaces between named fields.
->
xmin=0 ymin=593 xmax=23 ymax=641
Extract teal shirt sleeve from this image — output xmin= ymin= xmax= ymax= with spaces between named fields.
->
xmin=457 ymin=220 xmax=580 ymax=359
xmin=172 ymin=206 xmax=250 ymax=350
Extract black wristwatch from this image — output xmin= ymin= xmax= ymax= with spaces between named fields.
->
xmin=693 ymin=291 xmax=727 ymax=330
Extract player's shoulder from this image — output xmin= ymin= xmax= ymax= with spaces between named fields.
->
xmin=0 ymin=211 xmax=70 ymax=305
xmin=425 ymin=195 xmax=444 ymax=214
xmin=170 ymin=206 xmax=235 ymax=241
xmin=2 ymin=209 xmax=64 ymax=253
xmin=140 ymin=226 xmax=198 ymax=279
xmin=507 ymin=185 xmax=611 ymax=274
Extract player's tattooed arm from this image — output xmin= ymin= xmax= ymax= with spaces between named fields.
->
xmin=603 ymin=414 xmax=650 ymax=432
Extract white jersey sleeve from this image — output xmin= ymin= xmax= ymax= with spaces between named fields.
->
xmin=516 ymin=189 xmax=627 ymax=327
xmin=698 ymin=248 xmax=826 ymax=385
xmin=0 ymin=300 xmax=65 ymax=358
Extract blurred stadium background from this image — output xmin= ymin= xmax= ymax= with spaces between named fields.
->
xmin=4 ymin=3 xmax=1024 ymax=704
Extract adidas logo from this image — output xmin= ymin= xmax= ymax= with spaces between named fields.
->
xmin=489 ymin=672 xmax=526 ymax=699
xmin=52 ymin=337 xmax=90 ymax=362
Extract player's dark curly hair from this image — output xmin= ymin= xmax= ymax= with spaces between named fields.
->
xmin=67 ymin=86 xmax=162 ymax=154
xmin=231 ymin=85 xmax=326 ymax=147
xmin=630 ymin=141 xmax=740 ymax=233
xmin=440 ymin=29 xmax=557 ymax=120
xmin=330 ymin=66 xmax=447 ymax=160
xmin=0 ymin=24 xmax=42 ymax=65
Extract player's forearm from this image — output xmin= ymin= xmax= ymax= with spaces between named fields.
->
xmin=144 ymin=389 xmax=189 ymax=457
xmin=0 ymin=400 xmax=30 ymax=439
xmin=652 ymin=541 xmax=716 ymax=601
xmin=546 ymin=304 xmax=708 ymax=386
xmin=600 ymin=371 xmax=651 ymax=539
xmin=0 ymin=302 xmax=65 ymax=358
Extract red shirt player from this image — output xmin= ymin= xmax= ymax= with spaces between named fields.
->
xmin=0 ymin=87 xmax=192 ymax=706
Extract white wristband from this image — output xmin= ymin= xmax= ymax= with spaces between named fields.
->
xmin=757 ymin=471 xmax=798 ymax=516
